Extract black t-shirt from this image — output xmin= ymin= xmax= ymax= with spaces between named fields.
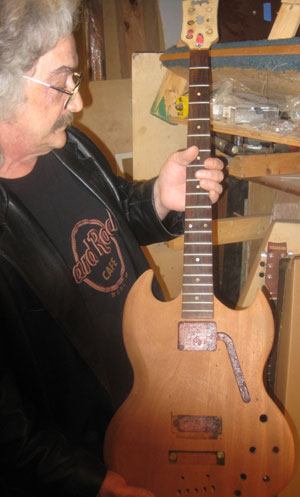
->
xmin=2 ymin=152 xmax=139 ymax=409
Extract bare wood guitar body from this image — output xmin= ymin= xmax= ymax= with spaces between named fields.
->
xmin=104 ymin=269 xmax=294 ymax=497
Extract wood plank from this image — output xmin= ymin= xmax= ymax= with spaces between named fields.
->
xmin=159 ymin=43 xmax=300 ymax=64
xmin=228 ymin=152 xmax=300 ymax=178
xmin=214 ymin=122 xmax=300 ymax=147
xmin=269 ymin=1 xmax=300 ymax=39
xmin=116 ymin=0 xmax=148 ymax=78
xmin=132 ymin=52 xmax=187 ymax=299
xmin=169 ymin=120 xmax=300 ymax=148
xmin=168 ymin=215 xmax=271 ymax=250
xmin=275 ymin=256 xmax=300 ymax=497
xmin=74 ymin=79 xmax=132 ymax=174
xmin=102 ymin=0 xmax=163 ymax=79
xmin=85 ymin=0 xmax=106 ymax=80
xmin=102 ymin=0 xmax=122 ymax=79
xmin=251 ymin=174 xmax=300 ymax=196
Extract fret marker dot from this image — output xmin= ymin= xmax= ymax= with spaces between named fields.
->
xmin=197 ymin=125 xmax=201 ymax=129
xmin=197 ymin=155 xmax=201 ymax=160
xmin=195 ymin=296 xmax=199 ymax=301
xmin=196 ymin=278 xmax=200 ymax=283
xmin=197 ymin=92 xmax=201 ymax=96
xmin=189 ymin=223 xmax=193 ymax=228
xmin=196 ymin=258 xmax=200 ymax=262
xmin=196 ymin=185 xmax=200 ymax=189
xmin=204 ymin=223 xmax=208 ymax=228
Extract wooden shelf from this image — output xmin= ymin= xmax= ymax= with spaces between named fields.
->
xmin=167 ymin=118 xmax=300 ymax=148
xmin=228 ymin=152 xmax=300 ymax=178
xmin=251 ymin=174 xmax=300 ymax=196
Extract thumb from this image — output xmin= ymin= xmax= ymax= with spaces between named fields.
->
xmin=175 ymin=145 xmax=199 ymax=166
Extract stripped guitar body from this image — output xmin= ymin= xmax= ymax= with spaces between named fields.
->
xmin=104 ymin=2 xmax=294 ymax=495
xmin=104 ymin=272 xmax=294 ymax=497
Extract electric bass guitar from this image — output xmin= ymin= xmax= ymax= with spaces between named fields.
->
xmin=104 ymin=1 xmax=295 ymax=495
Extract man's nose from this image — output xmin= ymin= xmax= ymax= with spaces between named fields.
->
xmin=67 ymin=90 xmax=83 ymax=113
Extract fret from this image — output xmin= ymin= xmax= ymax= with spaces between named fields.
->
xmin=183 ymin=301 xmax=213 ymax=305
xmin=190 ymin=66 xmax=210 ymax=70
xmin=186 ymin=193 xmax=209 ymax=197
xmin=183 ymin=292 xmax=213 ymax=296
xmin=185 ymin=206 xmax=211 ymax=210
xmin=183 ymin=283 xmax=213 ymax=287
xmin=184 ymin=218 xmax=210 ymax=221
xmin=184 ymin=256 xmax=212 ymax=259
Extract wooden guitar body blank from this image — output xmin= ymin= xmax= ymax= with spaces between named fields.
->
xmin=104 ymin=269 xmax=294 ymax=497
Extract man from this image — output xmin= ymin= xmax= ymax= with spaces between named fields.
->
xmin=0 ymin=2 xmax=224 ymax=497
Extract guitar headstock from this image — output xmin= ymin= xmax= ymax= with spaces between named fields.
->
xmin=181 ymin=0 xmax=219 ymax=50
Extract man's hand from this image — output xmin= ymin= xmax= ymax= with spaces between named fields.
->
xmin=153 ymin=146 xmax=224 ymax=220
xmin=98 ymin=470 xmax=155 ymax=497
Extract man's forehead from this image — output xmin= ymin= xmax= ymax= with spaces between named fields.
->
xmin=36 ymin=35 xmax=78 ymax=77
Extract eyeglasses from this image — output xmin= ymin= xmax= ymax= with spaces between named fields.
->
xmin=23 ymin=71 xmax=83 ymax=109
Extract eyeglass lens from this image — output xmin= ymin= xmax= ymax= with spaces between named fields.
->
xmin=64 ymin=73 xmax=83 ymax=109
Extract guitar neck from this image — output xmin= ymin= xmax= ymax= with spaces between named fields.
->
xmin=182 ymin=49 xmax=214 ymax=320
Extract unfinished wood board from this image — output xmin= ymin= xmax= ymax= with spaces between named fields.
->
xmin=102 ymin=0 xmax=164 ymax=79
xmin=275 ymin=256 xmax=300 ymax=497
xmin=269 ymin=0 xmax=300 ymax=39
xmin=251 ymin=173 xmax=300 ymax=196
xmin=132 ymin=52 xmax=187 ymax=298
xmin=132 ymin=52 xmax=187 ymax=179
xmin=74 ymin=79 xmax=132 ymax=175
xmin=168 ymin=214 xmax=272 ymax=251
xmin=102 ymin=1 xmax=122 ymax=79
xmin=237 ymin=221 xmax=300 ymax=308
xmin=85 ymin=0 xmax=106 ymax=80
xmin=228 ymin=152 xmax=300 ymax=178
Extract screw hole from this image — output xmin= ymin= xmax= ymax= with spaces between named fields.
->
xmin=234 ymin=491 xmax=241 ymax=496
xmin=260 ymin=414 xmax=268 ymax=423
xmin=273 ymin=446 xmax=280 ymax=453
xmin=249 ymin=446 xmax=256 ymax=453
xmin=240 ymin=473 xmax=247 ymax=480
xmin=263 ymin=475 xmax=270 ymax=482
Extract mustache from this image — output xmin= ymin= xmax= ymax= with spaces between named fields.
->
xmin=51 ymin=112 xmax=74 ymax=133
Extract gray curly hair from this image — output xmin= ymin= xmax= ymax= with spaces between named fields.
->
xmin=0 ymin=0 xmax=82 ymax=122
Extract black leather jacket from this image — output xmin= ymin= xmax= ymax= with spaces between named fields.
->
xmin=0 ymin=127 xmax=184 ymax=497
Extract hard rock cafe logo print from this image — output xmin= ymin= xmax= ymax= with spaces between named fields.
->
xmin=71 ymin=210 xmax=125 ymax=292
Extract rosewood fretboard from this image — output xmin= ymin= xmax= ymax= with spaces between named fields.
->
xmin=182 ymin=49 xmax=213 ymax=320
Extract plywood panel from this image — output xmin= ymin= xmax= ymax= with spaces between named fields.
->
xmin=132 ymin=52 xmax=187 ymax=179
xmin=275 ymin=256 xmax=300 ymax=496
xmin=132 ymin=52 xmax=187 ymax=298
xmin=74 ymin=79 xmax=132 ymax=176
